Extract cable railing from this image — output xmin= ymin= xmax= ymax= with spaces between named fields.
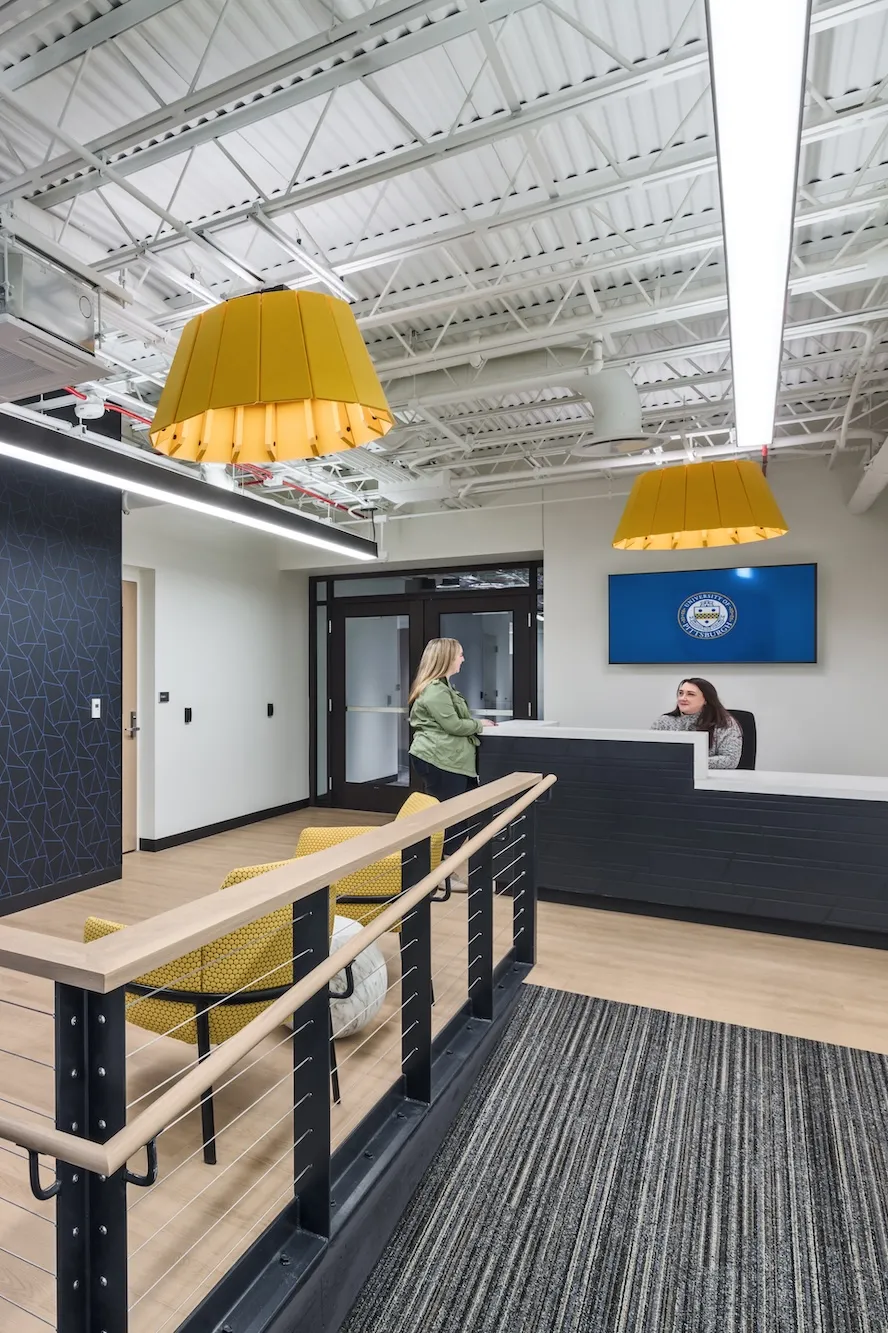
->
xmin=0 ymin=770 xmax=554 ymax=1332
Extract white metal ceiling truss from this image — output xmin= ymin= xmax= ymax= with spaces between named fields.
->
xmin=0 ymin=0 xmax=886 ymax=517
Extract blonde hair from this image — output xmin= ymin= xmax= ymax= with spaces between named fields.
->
xmin=409 ymin=638 xmax=461 ymax=705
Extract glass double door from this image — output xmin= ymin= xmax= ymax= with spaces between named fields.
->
xmin=329 ymin=594 xmax=533 ymax=811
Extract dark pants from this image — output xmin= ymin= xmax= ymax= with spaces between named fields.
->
xmin=411 ymin=757 xmax=477 ymax=856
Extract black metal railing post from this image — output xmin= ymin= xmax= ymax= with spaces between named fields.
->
xmin=468 ymin=810 xmax=494 ymax=1020
xmin=55 ymin=983 xmax=128 ymax=1333
xmin=400 ymin=838 xmax=432 ymax=1104
xmin=290 ymin=886 xmax=332 ymax=1239
xmin=514 ymin=802 xmax=538 ymax=967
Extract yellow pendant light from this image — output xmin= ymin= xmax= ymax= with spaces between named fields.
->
xmin=149 ymin=288 xmax=394 ymax=463
xmin=612 ymin=458 xmax=788 ymax=550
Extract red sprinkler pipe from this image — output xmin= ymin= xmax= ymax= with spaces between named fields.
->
xmin=64 ymin=386 xmax=153 ymax=426
xmin=237 ymin=462 xmax=352 ymax=512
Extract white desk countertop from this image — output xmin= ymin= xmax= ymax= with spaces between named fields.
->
xmin=485 ymin=722 xmax=888 ymax=804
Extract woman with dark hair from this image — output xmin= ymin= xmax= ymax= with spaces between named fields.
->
xmin=651 ymin=678 xmax=742 ymax=770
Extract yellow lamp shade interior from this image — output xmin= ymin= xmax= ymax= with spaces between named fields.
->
xmin=149 ymin=288 xmax=394 ymax=463
xmin=612 ymin=459 xmax=788 ymax=550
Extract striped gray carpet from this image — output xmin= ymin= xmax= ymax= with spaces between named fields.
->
xmin=341 ymin=987 xmax=888 ymax=1333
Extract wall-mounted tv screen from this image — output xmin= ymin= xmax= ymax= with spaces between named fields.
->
xmin=608 ymin=563 xmax=817 ymax=664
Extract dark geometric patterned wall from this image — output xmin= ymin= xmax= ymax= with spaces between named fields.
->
xmin=0 ymin=456 xmax=121 ymax=908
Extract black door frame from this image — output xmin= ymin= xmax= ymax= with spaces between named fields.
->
xmin=311 ymin=561 xmax=541 ymax=811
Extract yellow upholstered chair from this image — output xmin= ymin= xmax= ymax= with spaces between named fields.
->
xmin=84 ymin=861 xmax=348 ymax=1165
xmin=293 ymin=792 xmax=446 ymax=930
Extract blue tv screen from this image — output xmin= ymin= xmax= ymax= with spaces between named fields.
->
xmin=608 ymin=563 xmax=817 ymax=664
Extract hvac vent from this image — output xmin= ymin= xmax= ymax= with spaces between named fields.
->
xmin=0 ymin=314 xmax=110 ymax=402
xmin=0 ymin=246 xmax=112 ymax=401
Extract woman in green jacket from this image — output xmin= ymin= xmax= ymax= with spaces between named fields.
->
xmin=408 ymin=638 xmax=495 ymax=883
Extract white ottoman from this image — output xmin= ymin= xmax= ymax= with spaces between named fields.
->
xmin=328 ymin=915 xmax=387 ymax=1038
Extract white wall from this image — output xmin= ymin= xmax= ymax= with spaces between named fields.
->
xmin=543 ymin=458 xmax=888 ymax=776
xmin=124 ymin=505 xmax=308 ymax=841
xmin=275 ymin=454 xmax=888 ymax=778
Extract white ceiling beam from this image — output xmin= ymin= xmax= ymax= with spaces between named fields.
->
xmin=86 ymin=92 xmax=888 ymax=290
xmin=811 ymin=0 xmax=888 ymax=28
xmin=355 ymin=219 xmax=888 ymax=330
xmin=384 ymin=313 xmax=888 ymax=408
xmin=375 ymin=235 xmax=888 ymax=350
xmin=8 ymin=0 xmax=871 ymax=213
xmin=0 ymin=0 xmax=84 ymax=49
xmin=11 ymin=0 xmax=545 ymax=207
xmin=0 ymin=0 xmax=186 ymax=92
xmin=373 ymin=249 xmax=888 ymax=378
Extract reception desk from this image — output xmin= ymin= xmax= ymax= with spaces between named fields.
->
xmin=479 ymin=725 xmax=888 ymax=946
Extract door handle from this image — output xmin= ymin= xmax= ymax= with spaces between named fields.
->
xmin=127 ymin=711 xmax=140 ymax=738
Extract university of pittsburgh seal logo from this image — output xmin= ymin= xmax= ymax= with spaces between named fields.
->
xmin=677 ymin=591 xmax=737 ymax=640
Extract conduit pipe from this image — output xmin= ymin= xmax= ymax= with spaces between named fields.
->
xmin=838 ymin=327 xmax=874 ymax=453
xmin=848 ymin=437 xmax=888 ymax=513
xmin=458 ymin=432 xmax=877 ymax=498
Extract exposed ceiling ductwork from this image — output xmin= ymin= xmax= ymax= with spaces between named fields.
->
xmin=847 ymin=439 xmax=888 ymax=514
xmin=569 ymin=369 xmax=646 ymax=454
xmin=385 ymin=349 xmax=612 ymax=412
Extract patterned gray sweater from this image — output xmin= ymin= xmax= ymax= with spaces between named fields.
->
xmin=651 ymin=711 xmax=742 ymax=770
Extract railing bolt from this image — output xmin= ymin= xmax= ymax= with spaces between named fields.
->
xmin=97 ymin=1119 xmax=106 ymax=1130
xmin=99 ymin=1276 xmax=108 ymax=1287
xmin=279 ymin=1254 xmax=291 ymax=1266
xmin=73 ymin=1280 xmax=79 ymax=1290
xmin=99 ymin=1225 xmax=107 ymax=1236
xmin=71 ymin=1122 xmax=78 ymax=1132
xmin=99 ymin=1174 xmax=106 ymax=1181
xmin=363 ymin=1150 xmax=374 ymax=1160
xmin=72 ymin=1227 xmax=79 ymax=1237
xmin=97 ymin=1014 xmax=105 ymax=1024
xmin=70 ymin=1016 xmax=77 ymax=1026
xmin=72 ymin=1174 xmax=79 ymax=1183
xmin=70 ymin=1069 xmax=78 ymax=1079
xmin=97 ymin=1067 xmax=106 ymax=1077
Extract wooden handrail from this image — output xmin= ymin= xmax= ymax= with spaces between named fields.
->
xmin=0 ymin=772 xmax=542 ymax=993
xmin=0 ymin=774 xmax=555 ymax=1175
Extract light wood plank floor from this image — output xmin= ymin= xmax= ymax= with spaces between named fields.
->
xmin=2 ymin=808 xmax=888 ymax=1330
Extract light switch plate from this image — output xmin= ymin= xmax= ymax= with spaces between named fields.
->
xmin=90 ymin=697 xmax=102 ymax=719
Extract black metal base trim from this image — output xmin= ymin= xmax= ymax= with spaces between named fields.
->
xmin=178 ymin=962 xmax=529 ymax=1333
xmin=539 ymin=888 xmax=888 ymax=952
xmin=0 ymin=863 xmax=121 ymax=917
xmin=140 ymin=800 xmax=309 ymax=852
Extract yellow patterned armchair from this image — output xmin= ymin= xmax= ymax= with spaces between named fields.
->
xmin=294 ymin=792 xmax=446 ymax=931
xmin=84 ymin=861 xmax=347 ymax=1165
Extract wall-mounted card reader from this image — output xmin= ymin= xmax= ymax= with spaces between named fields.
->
xmin=184 ymin=707 xmax=192 ymax=724
xmin=90 ymin=697 xmax=102 ymax=719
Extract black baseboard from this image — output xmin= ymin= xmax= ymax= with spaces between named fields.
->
xmin=0 ymin=864 xmax=122 ymax=917
xmin=539 ymin=888 xmax=888 ymax=953
xmin=139 ymin=799 xmax=310 ymax=852
xmin=180 ymin=957 xmax=528 ymax=1333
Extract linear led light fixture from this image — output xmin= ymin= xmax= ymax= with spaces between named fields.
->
xmin=705 ymin=0 xmax=812 ymax=449
xmin=0 ymin=413 xmax=377 ymax=561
